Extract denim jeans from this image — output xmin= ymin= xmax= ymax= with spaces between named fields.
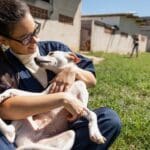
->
xmin=0 ymin=132 xmax=16 ymax=150
xmin=0 ymin=107 xmax=121 ymax=150
xmin=70 ymin=107 xmax=121 ymax=150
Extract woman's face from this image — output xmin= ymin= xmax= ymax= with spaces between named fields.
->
xmin=7 ymin=13 xmax=40 ymax=55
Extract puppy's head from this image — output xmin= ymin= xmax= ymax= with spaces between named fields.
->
xmin=34 ymin=55 xmax=58 ymax=69
xmin=35 ymin=51 xmax=80 ymax=70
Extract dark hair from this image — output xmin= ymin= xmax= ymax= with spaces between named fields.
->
xmin=0 ymin=0 xmax=30 ymax=37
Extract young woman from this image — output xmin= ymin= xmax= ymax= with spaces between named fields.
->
xmin=0 ymin=0 xmax=121 ymax=149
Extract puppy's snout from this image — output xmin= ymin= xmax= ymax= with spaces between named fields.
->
xmin=34 ymin=57 xmax=40 ymax=65
xmin=34 ymin=57 xmax=38 ymax=62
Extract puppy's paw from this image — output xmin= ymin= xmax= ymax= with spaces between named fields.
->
xmin=89 ymin=123 xmax=106 ymax=144
xmin=90 ymin=133 xmax=106 ymax=144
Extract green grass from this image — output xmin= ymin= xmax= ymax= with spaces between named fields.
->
xmin=87 ymin=52 xmax=150 ymax=150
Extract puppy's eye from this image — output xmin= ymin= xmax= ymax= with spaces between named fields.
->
xmin=49 ymin=52 xmax=54 ymax=56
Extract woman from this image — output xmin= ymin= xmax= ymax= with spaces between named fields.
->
xmin=0 ymin=0 xmax=121 ymax=149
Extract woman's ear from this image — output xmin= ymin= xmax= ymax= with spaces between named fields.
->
xmin=66 ymin=52 xmax=80 ymax=63
xmin=0 ymin=36 xmax=8 ymax=45
xmin=0 ymin=36 xmax=3 ymax=45
xmin=0 ymin=36 xmax=9 ymax=49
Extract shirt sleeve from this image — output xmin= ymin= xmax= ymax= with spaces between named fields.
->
xmin=0 ymin=61 xmax=18 ymax=95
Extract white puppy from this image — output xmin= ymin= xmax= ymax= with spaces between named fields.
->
xmin=0 ymin=51 xmax=106 ymax=150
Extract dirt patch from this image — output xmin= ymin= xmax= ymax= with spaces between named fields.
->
xmin=86 ymin=55 xmax=104 ymax=64
xmin=80 ymin=53 xmax=104 ymax=64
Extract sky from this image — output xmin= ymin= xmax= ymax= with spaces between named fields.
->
xmin=82 ymin=0 xmax=150 ymax=17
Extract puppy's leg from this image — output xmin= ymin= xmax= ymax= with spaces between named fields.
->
xmin=69 ymin=80 xmax=89 ymax=106
xmin=69 ymin=81 xmax=106 ymax=143
xmin=27 ymin=116 xmax=39 ymax=130
xmin=0 ymin=119 xmax=15 ymax=143
xmin=82 ymin=108 xmax=106 ymax=144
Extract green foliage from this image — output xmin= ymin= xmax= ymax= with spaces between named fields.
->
xmin=88 ymin=52 xmax=150 ymax=150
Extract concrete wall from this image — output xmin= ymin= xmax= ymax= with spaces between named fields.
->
xmin=140 ymin=26 xmax=150 ymax=37
xmin=50 ymin=0 xmax=81 ymax=20
xmin=23 ymin=0 xmax=50 ymax=10
xmin=120 ymin=17 xmax=140 ymax=34
xmin=82 ymin=15 xmax=140 ymax=35
xmin=146 ymin=38 xmax=150 ymax=52
xmin=39 ymin=0 xmax=81 ymax=51
xmin=91 ymin=20 xmax=110 ymax=51
xmin=138 ymin=34 xmax=148 ymax=53
xmin=24 ymin=0 xmax=81 ymax=51
xmin=83 ymin=21 xmax=147 ymax=54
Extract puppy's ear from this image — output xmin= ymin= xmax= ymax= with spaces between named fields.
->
xmin=66 ymin=52 xmax=80 ymax=63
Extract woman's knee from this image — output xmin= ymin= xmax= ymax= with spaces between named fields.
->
xmin=95 ymin=107 xmax=122 ymax=134
xmin=108 ymin=108 xmax=121 ymax=132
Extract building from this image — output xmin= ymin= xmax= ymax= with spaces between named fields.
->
xmin=23 ymin=0 xmax=81 ymax=51
xmin=82 ymin=13 xmax=141 ymax=35
xmin=80 ymin=13 xmax=147 ymax=54
xmin=139 ymin=17 xmax=150 ymax=52
xmin=139 ymin=17 xmax=150 ymax=37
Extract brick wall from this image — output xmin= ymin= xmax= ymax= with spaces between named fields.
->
xmin=28 ymin=4 xmax=48 ymax=19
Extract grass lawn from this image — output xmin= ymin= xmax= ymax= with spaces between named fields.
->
xmin=87 ymin=52 xmax=150 ymax=150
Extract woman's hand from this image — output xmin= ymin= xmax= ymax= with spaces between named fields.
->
xmin=63 ymin=93 xmax=85 ymax=122
xmin=49 ymin=66 xmax=76 ymax=93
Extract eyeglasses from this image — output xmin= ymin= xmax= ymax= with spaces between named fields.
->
xmin=4 ymin=21 xmax=41 ymax=45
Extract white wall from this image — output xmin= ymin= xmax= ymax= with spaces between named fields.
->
xmin=90 ymin=23 xmax=147 ymax=54
xmin=82 ymin=15 xmax=140 ymax=35
xmin=35 ymin=0 xmax=81 ymax=51
xmin=51 ymin=0 xmax=81 ymax=20
xmin=23 ymin=0 xmax=50 ymax=11
xmin=146 ymin=38 xmax=150 ymax=52
xmin=91 ymin=20 xmax=110 ymax=51
xmin=120 ymin=17 xmax=140 ymax=34
xmin=140 ymin=26 xmax=150 ymax=37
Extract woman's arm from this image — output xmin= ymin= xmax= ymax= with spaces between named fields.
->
xmin=38 ymin=41 xmax=96 ymax=92
xmin=74 ymin=66 xmax=96 ymax=87
xmin=0 ymin=92 xmax=84 ymax=121
xmin=49 ymin=65 xmax=96 ymax=93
